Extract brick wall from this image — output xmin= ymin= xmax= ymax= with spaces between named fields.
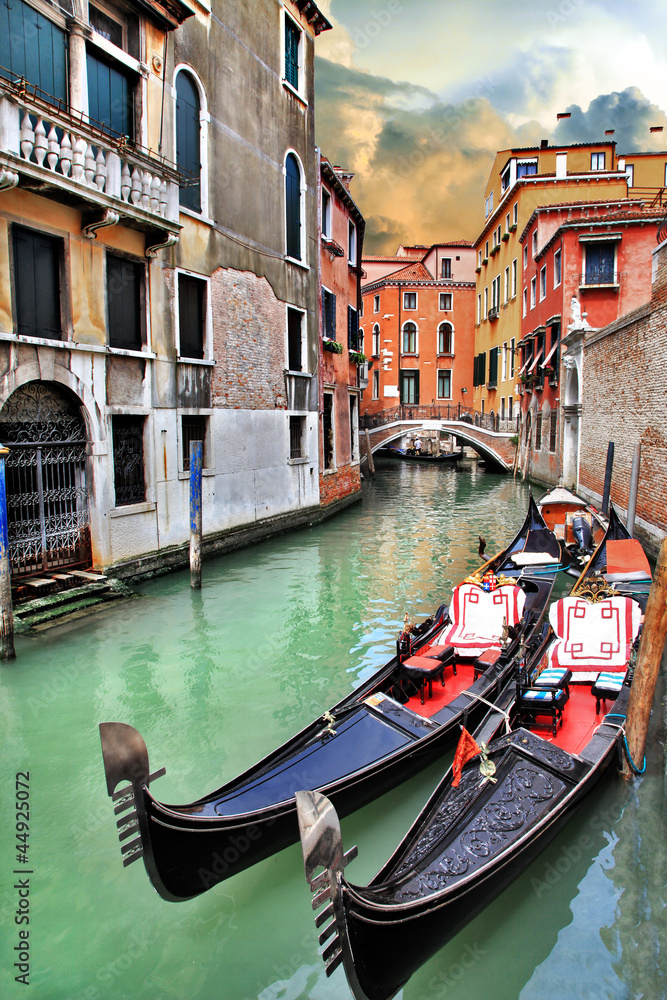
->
xmin=579 ymin=241 xmax=667 ymax=544
xmin=210 ymin=267 xmax=287 ymax=409
xmin=319 ymin=465 xmax=361 ymax=506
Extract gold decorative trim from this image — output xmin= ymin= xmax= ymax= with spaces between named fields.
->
xmin=573 ymin=578 xmax=616 ymax=603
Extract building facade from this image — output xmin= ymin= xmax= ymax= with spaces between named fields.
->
xmin=0 ymin=0 xmax=334 ymax=585
xmin=318 ymin=154 xmax=364 ymax=509
xmin=360 ymin=242 xmax=476 ymax=419
xmin=516 ymin=200 xmax=660 ymax=483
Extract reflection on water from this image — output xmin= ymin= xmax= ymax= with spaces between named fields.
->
xmin=0 ymin=459 xmax=664 ymax=1000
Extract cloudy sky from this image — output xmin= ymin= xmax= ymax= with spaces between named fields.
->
xmin=313 ymin=0 xmax=667 ymax=252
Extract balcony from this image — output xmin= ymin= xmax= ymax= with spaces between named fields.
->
xmin=284 ymin=371 xmax=317 ymax=411
xmin=579 ymin=270 xmax=623 ymax=290
xmin=0 ymin=81 xmax=181 ymax=251
xmin=488 ymin=307 xmax=499 ymax=321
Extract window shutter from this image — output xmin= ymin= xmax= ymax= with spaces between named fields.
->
xmin=285 ymin=17 xmax=299 ymax=88
xmin=178 ymin=275 xmax=204 ymax=359
xmin=107 ymin=255 xmax=142 ymax=350
xmin=13 ymin=227 xmax=61 ymax=339
xmin=86 ymin=52 xmax=133 ymax=138
xmin=285 ymin=155 xmax=301 ymax=259
xmin=0 ymin=0 xmax=67 ymax=103
xmin=348 ymin=306 xmax=358 ymax=350
xmin=176 ymin=73 xmax=201 ymax=212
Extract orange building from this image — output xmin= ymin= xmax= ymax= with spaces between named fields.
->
xmin=318 ymin=155 xmax=365 ymax=509
xmin=360 ymin=243 xmax=476 ymax=418
xmin=517 ymin=199 xmax=661 ymax=483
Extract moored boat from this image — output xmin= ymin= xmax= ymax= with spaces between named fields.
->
xmin=99 ymin=497 xmax=562 ymax=900
xmin=537 ymin=485 xmax=607 ymax=576
xmin=377 ymin=444 xmax=462 ymax=463
xmin=296 ymin=508 xmax=652 ymax=1000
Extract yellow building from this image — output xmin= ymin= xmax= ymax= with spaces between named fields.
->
xmin=472 ymin=140 xmax=665 ymax=428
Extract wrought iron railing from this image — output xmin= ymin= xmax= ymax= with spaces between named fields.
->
xmin=359 ymin=403 xmax=511 ymax=433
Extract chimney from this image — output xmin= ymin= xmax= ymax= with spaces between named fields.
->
xmin=333 ymin=166 xmax=354 ymax=192
xmin=540 ymin=139 xmax=549 ymax=148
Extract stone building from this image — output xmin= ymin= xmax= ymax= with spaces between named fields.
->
xmin=318 ymin=154 xmax=364 ymax=511
xmin=0 ymin=0 xmax=333 ymax=586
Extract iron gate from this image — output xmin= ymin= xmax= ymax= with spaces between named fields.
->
xmin=0 ymin=382 xmax=91 ymax=577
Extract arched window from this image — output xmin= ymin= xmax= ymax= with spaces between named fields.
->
xmin=438 ymin=322 xmax=453 ymax=354
xmin=372 ymin=324 xmax=380 ymax=356
xmin=285 ymin=152 xmax=302 ymax=260
xmin=402 ymin=321 xmax=417 ymax=354
xmin=176 ymin=71 xmax=201 ymax=212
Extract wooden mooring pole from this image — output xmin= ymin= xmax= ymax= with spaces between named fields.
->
xmin=0 ymin=445 xmax=15 ymax=660
xmin=189 ymin=440 xmax=203 ymax=590
xmin=364 ymin=429 xmax=375 ymax=478
xmin=626 ymin=442 xmax=641 ymax=535
xmin=622 ymin=536 xmax=667 ymax=778
xmin=601 ymin=441 xmax=614 ymax=516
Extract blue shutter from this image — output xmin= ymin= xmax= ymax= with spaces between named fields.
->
xmin=0 ymin=0 xmax=67 ymax=103
xmin=86 ymin=51 xmax=133 ymax=137
xmin=285 ymin=17 xmax=299 ymax=88
xmin=285 ymin=154 xmax=301 ymax=259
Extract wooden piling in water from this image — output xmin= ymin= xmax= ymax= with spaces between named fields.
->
xmin=627 ymin=443 xmax=641 ymax=535
xmin=189 ymin=440 xmax=203 ymax=590
xmin=622 ymin=536 xmax=667 ymax=778
xmin=601 ymin=442 xmax=614 ymax=516
xmin=0 ymin=445 xmax=15 ymax=660
xmin=365 ymin=429 xmax=375 ymax=477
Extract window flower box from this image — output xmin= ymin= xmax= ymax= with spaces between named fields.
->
xmin=323 ymin=339 xmax=343 ymax=354
xmin=349 ymin=350 xmax=367 ymax=364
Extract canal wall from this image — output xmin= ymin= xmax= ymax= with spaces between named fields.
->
xmin=105 ymin=490 xmax=361 ymax=583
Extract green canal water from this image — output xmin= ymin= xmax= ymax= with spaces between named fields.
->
xmin=1 ymin=460 xmax=665 ymax=1000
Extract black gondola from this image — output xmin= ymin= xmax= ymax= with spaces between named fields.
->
xmin=99 ymin=497 xmax=562 ymax=901
xmin=377 ymin=445 xmax=463 ymax=463
xmin=296 ymin=506 xmax=652 ymax=1000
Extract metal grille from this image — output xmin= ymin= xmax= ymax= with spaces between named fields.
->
xmin=182 ymin=416 xmax=207 ymax=471
xmin=112 ymin=415 xmax=146 ymax=506
xmin=289 ymin=416 xmax=303 ymax=459
xmin=0 ymin=382 xmax=90 ymax=577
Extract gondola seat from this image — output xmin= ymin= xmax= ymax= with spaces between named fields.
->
xmin=532 ymin=665 xmax=572 ymax=694
xmin=591 ymin=671 xmax=627 ymax=714
xmin=400 ymin=647 xmax=456 ymax=705
xmin=546 ymin=595 xmax=642 ymax=672
xmin=518 ymin=685 xmax=568 ymax=737
xmin=436 ymin=583 xmax=526 ymax=658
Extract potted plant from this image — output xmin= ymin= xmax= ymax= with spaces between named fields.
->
xmin=323 ymin=339 xmax=343 ymax=354
xmin=349 ymin=350 xmax=367 ymax=365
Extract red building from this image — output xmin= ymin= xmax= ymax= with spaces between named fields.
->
xmin=318 ymin=155 xmax=365 ymax=509
xmin=517 ymin=199 xmax=661 ymax=482
xmin=359 ymin=243 xmax=476 ymax=419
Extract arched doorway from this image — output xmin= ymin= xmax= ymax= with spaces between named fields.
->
xmin=0 ymin=382 xmax=91 ymax=578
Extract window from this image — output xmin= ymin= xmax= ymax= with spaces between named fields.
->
xmin=402 ymin=321 xmax=417 ymax=354
xmin=501 ymin=342 xmax=507 ymax=382
xmin=322 ymin=393 xmax=334 ymax=470
xmin=112 ymin=415 xmax=145 ymax=506
xmin=504 ymin=265 xmax=510 ymax=303
xmin=441 ymin=257 xmax=452 ymax=278
xmin=321 ymin=188 xmax=331 ymax=238
xmin=550 ymin=410 xmax=558 ymax=452
xmin=500 ymin=397 xmax=505 ymax=421
xmin=473 ymin=352 xmax=486 ymax=387
xmin=477 ymin=293 xmax=481 ymax=324
xmin=478 ymin=249 xmax=482 ymax=268
xmin=348 ymin=306 xmax=359 ymax=351
xmin=373 ymin=294 xmax=380 ymax=313
xmin=535 ymin=412 xmax=542 ymax=451
xmin=439 ymin=292 xmax=452 ymax=311
xmin=532 ymin=230 xmax=538 ymax=256
xmin=523 ymin=245 xmax=528 ymax=270
xmin=176 ymin=71 xmax=201 ymax=212
xmin=591 ymin=152 xmax=605 ymax=171
xmin=513 ymin=203 xmax=518 ymax=226
xmin=372 ymin=368 xmax=379 ymax=399
xmin=510 ymin=338 xmax=515 ymax=377
xmin=87 ymin=49 xmax=134 ymax=136
xmin=530 ymin=276 xmax=536 ymax=309
xmin=89 ymin=3 xmax=125 ymax=47
xmin=0 ymin=0 xmax=67 ymax=102
xmin=495 ymin=225 xmax=501 ymax=247
xmin=539 ymin=265 xmax=546 ymax=300
xmin=488 ymin=347 xmax=498 ymax=387
xmin=285 ymin=152 xmax=303 ymax=260
xmin=437 ymin=369 xmax=452 ymax=399
xmin=289 ymin=415 xmax=305 ymax=459
xmin=584 ymin=242 xmax=615 ymax=284
xmin=438 ymin=323 xmax=453 ymax=354
xmin=322 ymin=288 xmax=336 ymax=339
xmin=492 ymin=275 xmax=501 ymax=310
xmin=522 ymin=288 xmax=527 ymax=318
xmin=182 ymin=415 xmax=208 ymax=471
xmin=372 ymin=324 xmax=380 ymax=356
xmin=485 ymin=241 xmax=489 ymax=260
xmin=349 ymin=394 xmax=358 ymax=460
xmin=554 ymin=248 xmax=562 ymax=287
xmin=625 ymin=164 xmax=634 ymax=188
xmin=178 ymin=274 xmax=206 ymax=359
xmin=483 ymin=287 xmax=488 ymax=318
xmin=403 ymin=291 xmax=417 ymax=310
xmin=288 ymin=307 xmax=303 ymax=370
xmin=107 ymin=253 xmax=143 ymax=350
xmin=509 ymin=397 xmax=513 ymax=422
xmin=400 ymin=371 xmax=419 ymax=404
xmin=12 ymin=226 xmax=62 ymax=340
xmin=505 ymin=213 xmax=510 ymax=234
xmin=517 ymin=160 xmax=537 ymax=177
xmin=501 ymin=164 xmax=510 ymax=192
xmin=485 ymin=192 xmax=493 ymax=217
xmin=348 ymin=221 xmax=357 ymax=263
xmin=284 ymin=13 xmax=301 ymax=91
xmin=512 ymin=258 xmax=517 ymax=298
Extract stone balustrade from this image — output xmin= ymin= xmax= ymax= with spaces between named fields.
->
xmin=0 ymin=88 xmax=180 ymax=229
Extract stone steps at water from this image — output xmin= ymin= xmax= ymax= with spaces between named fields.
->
xmin=14 ymin=578 xmax=136 ymax=632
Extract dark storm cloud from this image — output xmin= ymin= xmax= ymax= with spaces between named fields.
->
xmin=553 ymin=87 xmax=667 ymax=151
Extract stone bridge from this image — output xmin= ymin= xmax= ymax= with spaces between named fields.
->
xmin=361 ymin=419 xmax=517 ymax=472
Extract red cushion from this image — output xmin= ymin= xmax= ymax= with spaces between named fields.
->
xmin=401 ymin=655 xmax=445 ymax=674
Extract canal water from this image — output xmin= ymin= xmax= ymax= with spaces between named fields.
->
xmin=1 ymin=459 xmax=665 ymax=1000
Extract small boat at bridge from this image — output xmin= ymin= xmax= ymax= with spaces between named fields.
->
xmin=377 ymin=444 xmax=463 ymax=463
xmin=295 ymin=506 xmax=652 ymax=1000
xmin=99 ymin=497 xmax=562 ymax=900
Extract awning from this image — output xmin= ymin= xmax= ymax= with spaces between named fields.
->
xmin=518 ymin=358 xmax=530 ymax=376
xmin=541 ymin=340 xmax=559 ymax=368
xmin=529 ymin=347 xmax=544 ymax=373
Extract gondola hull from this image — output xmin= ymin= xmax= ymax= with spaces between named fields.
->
xmin=100 ymin=497 xmax=562 ymax=900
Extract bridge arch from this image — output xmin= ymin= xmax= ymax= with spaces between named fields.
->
xmin=365 ymin=419 xmax=516 ymax=472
